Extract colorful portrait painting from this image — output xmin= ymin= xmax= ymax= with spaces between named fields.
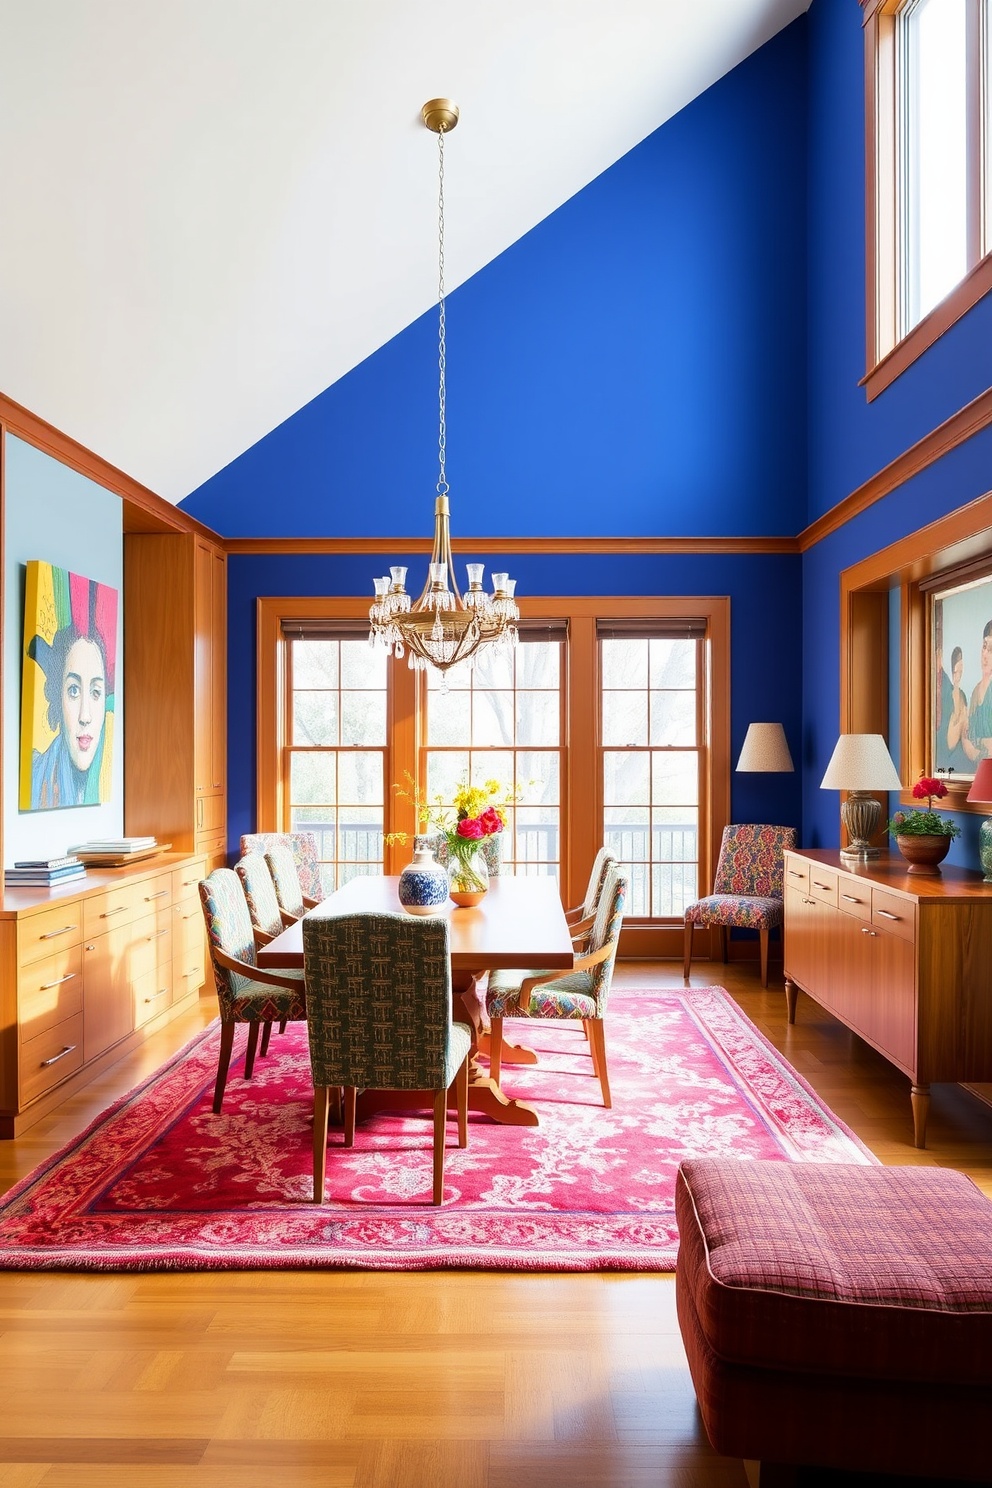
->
xmin=931 ymin=571 xmax=992 ymax=780
xmin=19 ymin=561 xmax=118 ymax=811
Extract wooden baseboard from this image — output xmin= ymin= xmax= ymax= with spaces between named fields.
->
xmin=0 ymin=987 xmax=203 ymax=1139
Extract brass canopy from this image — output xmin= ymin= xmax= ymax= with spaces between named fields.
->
xmin=421 ymin=98 xmax=459 ymax=134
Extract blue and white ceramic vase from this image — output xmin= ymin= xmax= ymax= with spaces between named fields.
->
xmin=397 ymin=838 xmax=450 ymax=915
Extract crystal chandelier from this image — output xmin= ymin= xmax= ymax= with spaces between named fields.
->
xmin=368 ymin=99 xmax=519 ymax=680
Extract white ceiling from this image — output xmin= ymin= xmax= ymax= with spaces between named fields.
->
xmin=0 ymin=0 xmax=809 ymax=503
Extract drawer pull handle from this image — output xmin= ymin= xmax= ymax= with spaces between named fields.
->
xmin=876 ymin=909 xmax=900 ymax=921
xmin=84 ymin=943 xmax=96 ymax=952
xmin=39 ymin=973 xmax=76 ymax=990
xmin=144 ymin=890 xmax=169 ymax=901
xmin=182 ymin=878 xmax=199 ymax=887
xmin=177 ymin=910 xmax=199 ymax=921
xmin=861 ymin=927 xmax=878 ymax=937
xmin=39 ymin=925 xmax=78 ymax=940
xmin=802 ymin=896 xmax=816 ymax=906
xmin=788 ymin=870 xmax=804 ymax=878
xmin=148 ymin=929 xmax=170 ymax=940
xmin=184 ymin=966 xmax=202 ymax=978
xmin=101 ymin=906 xmax=128 ymax=918
xmin=212 ymin=782 xmax=221 ymax=788
xmin=842 ymin=894 xmax=861 ymax=903
xmin=41 ymin=1044 xmax=76 ymax=1068
xmin=146 ymin=988 xmax=170 ymax=1002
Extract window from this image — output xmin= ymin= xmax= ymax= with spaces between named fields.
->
xmin=599 ymin=623 xmax=705 ymax=920
xmin=865 ymin=0 xmax=992 ymax=396
xmin=285 ymin=630 xmax=387 ymax=893
xmin=423 ymin=631 xmax=565 ymax=877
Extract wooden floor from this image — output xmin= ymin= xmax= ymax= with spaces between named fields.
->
xmin=2 ymin=960 xmax=992 ymax=1487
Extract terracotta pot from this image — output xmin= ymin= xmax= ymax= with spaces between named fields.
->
xmin=895 ymin=833 xmax=952 ymax=875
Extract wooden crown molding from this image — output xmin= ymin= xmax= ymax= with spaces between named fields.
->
xmin=798 ymin=385 xmax=992 ymax=552
xmin=0 ymin=392 xmax=223 ymax=544
xmin=226 ymin=534 xmax=800 ymax=557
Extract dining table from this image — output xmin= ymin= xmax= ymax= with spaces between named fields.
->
xmin=256 ymin=874 xmax=575 ymax=1128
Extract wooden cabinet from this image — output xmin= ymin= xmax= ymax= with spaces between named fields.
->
xmin=0 ymin=853 xmax=207 ymax=1137
xmin=124 ymin=533 xmax=227 ymax=866
xmin=784 ymin=850 xmax=992 ymax=1147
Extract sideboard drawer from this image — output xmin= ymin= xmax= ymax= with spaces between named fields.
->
xmin=18 ymin=945 xmax=83 ymax=1042
xmin=784 ymin=860 xmax=810 ymax=894
xmin=837 ymin=876 xmax=871 ymax=920
xmin=133 ymin=967 xmax=174 ymax=1028
xmin=872 ymin=888 xmax=916 ymax=943
xmin=172 ymin=861 xmax=206 ymax=904
xmin=137 ymin=872 xmax=173 ymax=913
xmin=17 ymin=903 xmax=83 ymax=965
xmin=809 ymin=868 xmax=838 ymax=907
xmin=19 ymin=1013 xmax=85 ymax=1106
xmin=83 ymin=881 xmax=146 ymax=939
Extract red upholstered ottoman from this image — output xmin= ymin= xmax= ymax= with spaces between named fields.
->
xmin=676 ymin=1159 xmax=992 ymax=1484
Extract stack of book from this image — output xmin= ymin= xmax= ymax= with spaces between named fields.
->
xmin=68 ymin=837 xmax=158 ymax=856
xmin=5 ymin=856 xmax=86 ymax=889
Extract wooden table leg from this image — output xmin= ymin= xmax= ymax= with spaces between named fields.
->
xmin=476 ymin=1031 xmax=538 ymax=1066
xmin=911 ymin=1083 xmax=930 ymax=1149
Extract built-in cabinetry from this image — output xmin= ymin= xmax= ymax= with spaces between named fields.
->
xmin=0 ymin=853 xmax=208 ymax=1137
xmin=783 ymin=849 xmax=992 ymax=1148
xmin=124 ymin=534 xmax=227 ymax=873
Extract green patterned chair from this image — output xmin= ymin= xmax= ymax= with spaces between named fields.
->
xmin=486 ymin=863 xmax=628 ymax=1109
xmin=199 ymin=868 xmax=307 ymax=1113
xmin=265 ymin=843 xmax=308 ymax=920
xmin=303 ymin=910 xmax=473 ymax=1205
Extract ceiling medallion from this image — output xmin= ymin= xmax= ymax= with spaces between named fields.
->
xmin=368 ymin=99 xmax=519 ymax=685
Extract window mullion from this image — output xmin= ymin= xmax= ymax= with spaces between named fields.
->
xmin=967 ymin=0 xmax=984 ymax=264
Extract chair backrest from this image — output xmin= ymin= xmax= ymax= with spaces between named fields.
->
xmin=428 ymin=829 xmax=503 ymax=876
xmin=240 ymin=832 xmax=322 ymax=900
xmin=712 ymin=824 xmax=797 ymax=899
xmin=235 ymin=852 xmax=284 ymax=939
xmin=303 ymin=910 xmax=455 ymax=1090
xmin=588 ymin=862 xmax=628 ymax=1012
xmin=582 ymin=846 xmax=617 ymax=919
xmin=265 ymin=844 xmax=305 ymax=920
xmin=199 ymin=868 xmax=259 ymax=1016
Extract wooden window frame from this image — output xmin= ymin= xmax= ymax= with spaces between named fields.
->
xmin=862 ymin=0 xmax=992 ymax=401
xmin=257 ymin=594 xmax=731 ymax=957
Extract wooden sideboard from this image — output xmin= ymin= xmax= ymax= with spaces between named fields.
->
xmin=0 ymin=852 xmax=209 ymax=1137
xmin=783 ymin=849 xmax=992 ymax=1148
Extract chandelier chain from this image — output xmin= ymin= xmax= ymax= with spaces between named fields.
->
xmin=436 ymin=126 xmax=448 ymax=499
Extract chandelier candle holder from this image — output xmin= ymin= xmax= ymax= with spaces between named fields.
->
xmin=368 ymin=99 xmax=519 ymax=684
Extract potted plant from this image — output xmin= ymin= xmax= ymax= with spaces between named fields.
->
xmin=888 ymin=777 xmax=960 ymax=875
xmin=387 ymin=773 xmax=515 ymax=908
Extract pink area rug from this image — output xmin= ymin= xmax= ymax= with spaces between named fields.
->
xmin=0 ymin=989 xmax=874 ymax=1272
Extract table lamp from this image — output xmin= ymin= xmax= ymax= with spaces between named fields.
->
xmin=736 ymin=722 xmax=794 ymax=772
xmin=966 ymin=759 xmax=992 ymax=882
xmin=820 ymin=733 xmax=902 ymax=861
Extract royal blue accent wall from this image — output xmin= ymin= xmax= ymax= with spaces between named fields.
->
xmin=183 ymin=20 xmax=809 ymax=541
xmin=226 ymin=551 xmax=803 ymax=855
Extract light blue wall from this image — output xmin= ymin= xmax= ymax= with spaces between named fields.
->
xmin=3 ymin=434 xmax=124 ymax=864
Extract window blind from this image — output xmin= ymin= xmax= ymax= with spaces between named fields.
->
xmin=595 ymin=617 xmax=707 ymax=642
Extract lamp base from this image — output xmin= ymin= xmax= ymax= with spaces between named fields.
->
xmin=840 ymin=844 xmax=881 ymax=862
xmin=840 ymin=790 xmax=883 ymax=861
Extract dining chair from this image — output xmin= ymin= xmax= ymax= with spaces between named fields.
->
xmin=240 ymin=832 xmax=323 ymax=906
xmin=565 ymin=847 xmax=616 ymax=947
xmin=303 ymin=910 xmax=472 ymax=1205
xmin=199 ymin=868 xmax=307 ymax=1113
xmin=485 ymin=863 xmax=628 ymax=1108
xmin=683 ymin=824 xmax=796 ymax=988
xmin=234 ymin=852 xmax=294 ymax=1053
xmin=265 ymin=843 xmax=307 ymax=920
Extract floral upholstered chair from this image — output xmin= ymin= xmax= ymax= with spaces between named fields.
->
xmin=683 ymin=824 xmax=796 ymax=988
xmin=235 ymin=852 xmax=288 ymax=945
xmin=303 ymin=910 xmax=472 ymax=1205
xmin=565 ymin=846 xmax=616 ymax=949
xmin=485 ymin=863 xmax=628 ymax=1108
xmin=265 ymin=843 xmax=308 ymax=920
xmin=240 ymin=832 xmax=322 ymax=906
xmin=198 ymin=868 xmax=307 ymax=1114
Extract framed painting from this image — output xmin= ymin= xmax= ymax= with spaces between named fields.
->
xmin=930 ymin=567 xmax=992 ymax=782
xmin=19 ymin=561 xmax=118 ymax=811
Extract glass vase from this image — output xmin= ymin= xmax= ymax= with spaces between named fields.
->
xmin=447 ymin=837 xmax=489 ymax=907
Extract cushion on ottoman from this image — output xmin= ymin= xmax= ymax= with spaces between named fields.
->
xmin=676 ymin=1159 xmax=992 ymax=1386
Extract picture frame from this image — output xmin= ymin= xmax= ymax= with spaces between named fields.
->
xmin=929 ymin=565 xmax=992 ymax=784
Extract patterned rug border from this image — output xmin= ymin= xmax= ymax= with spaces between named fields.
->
xmin=0 ymin=988 xmax=877 ymax=1273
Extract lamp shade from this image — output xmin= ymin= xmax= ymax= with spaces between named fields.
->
xmin=966 ymin=759 xmax=992 ymax=803
xmin=736 ymin=723 xmax=794 ymax=772
xmin=820 ymin=734 xmax=902 ymax=791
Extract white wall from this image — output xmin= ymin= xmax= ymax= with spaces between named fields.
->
xmin=3 ymin=434 xmax=124 ymax=864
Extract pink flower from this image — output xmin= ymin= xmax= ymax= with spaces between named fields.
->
xmin=456 ymin=817 xmax=484 ymax=839
xmin=478 ymin=807 xmax=503 ymax=836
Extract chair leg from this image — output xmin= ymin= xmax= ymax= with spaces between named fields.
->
xmin=683 ymin=921 xmax=693 ymax=979
xmin=721 ymin=925 xmax=729 ymax=963
xmin=588 ymin=1020 xmax=612 ymax=1108
xmin=343 ymin=1087 xmax=357 ymax=1147
xmin=260 ymin=1021 xmax=273 ymax=1057
xmin=489 ymin=1017 xmax=504 ymax=1084
xmin=456 ymin=1056 xmax=469 ymax=1149
xmin=213 ymin=1022 xmax=236 ymax=1114
xmin=585 ymin=1019 xmax=601 ymax=1079
xmin=330 ymin=1086 xmax=343 ymax=1125
xmin=244 ymin=1022 xmax=261 ymax=1079
xmin=433 ymin=1088 xmax=448 ymax=1205
xmin=278 ymin=1019 xmax=288 ymax=1034
xmin=759 ymin=927 xmax=770 ymax=988
xmin=312 ymin=1087 xmax=330 ymax=1203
